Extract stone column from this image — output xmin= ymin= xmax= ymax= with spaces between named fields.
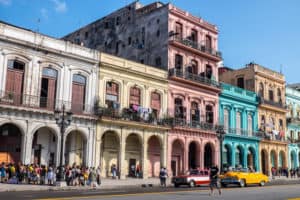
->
xmin=230 ymin=107 xmax=236 ymax=130
xmin=231 ymin=143 xmax=236 ymax=168
xmin=184 ymin=138 xmax=189 ymax=172
xmin=162 ymin=134 xmax=167 ymax=168
xmin=243 ymin=147 xmax=248 ymax=168
xmin=118 ymin=129 xmax=126 ymax=179
xmin=142 ymin=136 xmax=148 ymax=179
xmin=242 ymin=110 xmax=247 ymax=133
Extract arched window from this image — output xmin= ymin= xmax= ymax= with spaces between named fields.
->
xmin=261 ymin=115 xmax=265 ymax=131
xmin=205 ymin=65 xmax=213 ymax=79
xmin=206 ymin=105 xmax=214 ymax=124
xmin=72 ymin=74 xmax=86 ymax=113
xmin=129 ymin=86 xmax=141 ymax=106
xmin=259 ymin=82 xmax=264 ymax=98
xmin=191 ymin=101 xmax=199 ymax=123
xmin=175 ymin=22 xmax=183 ymax=39
xmin=268 ymin=86 xmax=274 ymax=102
xmin=277 ymin=88 xmax=282 ymax=104
xmin=235 ymin=146 xmax=242 ymax=167
xmin=150 ymin=92 xmax=161 ymax=118
xmin=174 ymin=98 xmax=185 ymax=119
xmin=5 ymin=59 xmax=25 ymax=105
xmin=175 ymin=54 xmax=183 ymax=71
xmin=106 ymin=81 xmax=119 ymax=109
xmin=205 ymin=35 xmax=212 ymax=50
xmin=40 ymin=67 xmax=58 ymax=109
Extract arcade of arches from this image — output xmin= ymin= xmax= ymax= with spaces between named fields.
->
xmin=167 ymin=135 xmax=218 ymax=176
xmin=97 ymin=127 xmax=167 ymax=179
xmin=0 ymin=123 xmax=89 ymax=167
xmin=222 ymin=143 xmax=259 ymax=171
xmin=259 ymin=141 xmax=288 ymax=175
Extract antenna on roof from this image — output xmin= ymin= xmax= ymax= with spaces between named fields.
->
xmin=36 ymin=18 xmax=40 ymax=33
xmin=280 ymin=64 xmax=283 ymax=74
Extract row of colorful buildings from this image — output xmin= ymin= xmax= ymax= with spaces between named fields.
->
xmin=0 ymin=1 xmax=299 ymax=179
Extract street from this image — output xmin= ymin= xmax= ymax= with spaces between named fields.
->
xmin=1 ymin=184 xmax=300 ymax=200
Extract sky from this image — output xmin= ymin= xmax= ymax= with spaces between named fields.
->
xmin=0 ymin=0 xmax=300 ymax=84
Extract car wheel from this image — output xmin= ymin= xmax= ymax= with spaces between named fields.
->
xmin=221 ymin=183 xmax=227 ymax=188
xmin=239 ymin=179 xmax=246 ymax=187
xmin=259 ymin=181 xmax=265 ymax=187
xmin=174 ymin=183 xmax=180 ymax=188
xmin=189 ymin=181 xmax=195 ymax=188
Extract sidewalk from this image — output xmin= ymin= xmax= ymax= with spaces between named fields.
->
xmin=1 ymin=177 xmax=300 ymax=192
xmin=0 ymin=178 xmax=164 ymax=192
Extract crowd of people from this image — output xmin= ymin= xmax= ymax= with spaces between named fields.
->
xmin=0 ymin=162 xmax=101 ymax=187
xmin=271 ymin=166 xmax=300 ymax=178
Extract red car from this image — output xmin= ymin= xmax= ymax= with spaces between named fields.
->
xmin=171 ymin=169 xmax=210 ymax=187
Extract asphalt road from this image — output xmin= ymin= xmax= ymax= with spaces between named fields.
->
xmin=1 ymin=184 xmax=300 ymax=200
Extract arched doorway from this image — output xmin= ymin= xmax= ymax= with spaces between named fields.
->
xmin=101 ymin=131 xmax=120 ymax=178
xmin=235 ymin=146 xmax=243 ymax=168
xmin=247 ymin=147 xmax=256 ymax=171
xmin=31 ymin=127 xmax=57 ymax=166
xmin=270 ymin=150 xmax=277 ymax=168
xmin=0 ymin=123 xmax=22 ymax=164
xmin=148 ymin=136 xmax=161 ymax=177
xmin=290 ymin=151 xmax=296 ymax=169
xmin=65 ymin=130 xmax=87 ymax=166
xmin=261 ymin=149 xmax=268 ymax=175
xmin=204 ymin=143 xmax=213 ymax=169
xmin=279 ymin=150 xmax=286 ymax=168
xmin=223 ymin=144 xmax=231 ymax=168
xmin=125 ymin=134 xmax=142 ymax=177
xmin=171 ymin=139 xmax=184 ymax=176
xmin=188 ymin=141 xmax=199 ymax=170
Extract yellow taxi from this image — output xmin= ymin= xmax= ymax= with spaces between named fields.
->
xmin=220 ymin=168 xmax=269 ymax=187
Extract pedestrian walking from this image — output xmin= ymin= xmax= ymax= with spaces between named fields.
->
xmin=88 ymin=167 xmax=97 ymax=188
xmin=159 ymin=167 xmax=167 ymax=187
xmin=47 ymin=167 xmax=54 ymax=186
xmin=96 ymin=165 xmax=101 ymax=186
xmin=209 ymin=165 xmax=221 ymax=196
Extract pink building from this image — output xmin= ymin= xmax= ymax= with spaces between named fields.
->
xmin=167 ymin=5 xmax=222 ymax=176
xmin=63 ymin=1 xmax=222 ymax=177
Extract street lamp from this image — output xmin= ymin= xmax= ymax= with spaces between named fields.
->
xmin=54 ymin=104 xmax=73 ymax=186
xmin=216 ymin=125 xmax=226 ymax=173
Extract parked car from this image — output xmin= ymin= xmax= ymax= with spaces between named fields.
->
xmin=171 ymin=169 xmax=210 ymax=188
xmin=220 ymin=168 xmax=269 ymax=187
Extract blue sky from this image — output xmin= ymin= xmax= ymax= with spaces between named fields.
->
xmin=0 ymin=0 xmax=299 ymax=84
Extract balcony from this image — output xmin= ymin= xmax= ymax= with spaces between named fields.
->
xmin=0 ymin=90 xmax=95 ymax=116
xmin=169 ymin=36 xmax=222 ymax=59
xmin=169 ymin=68 xmax=220 ymax=89
xmin=172 ymin=118 xmax=222 ymax=132
xmin=287 ymin=117 xmax=300 ymax=125
xmin=258 ymin=97 xmax=286 ymax=110
xmin=287 ymin=137 xmax=300 ymax=144
xmin=256 ymin=129 xmax=286 ymax=142
xmin=226 ymin=128 xmax=261 ymax=138
xmin=97 ymin=107 xmax=173 ymax=127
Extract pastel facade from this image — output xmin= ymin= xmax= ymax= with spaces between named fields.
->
xmin=219 ymin=83 xmax=260 ymax=171
xmin=0 ymin=22 xmax=99 ymax=167
xmin=219 ymin=63 xmax=288 ymax=175
xmin=95 ymin=53 xmax=169 ymax=179
xmin=63 ymin=1 xmax=222 ymax=176
xmin=286 ymin=86 xmax=300 ymax=169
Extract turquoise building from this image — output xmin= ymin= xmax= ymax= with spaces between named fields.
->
xmin=219 ymin=83 xmax=260 ymax=171
xmin=286 ymin=85 xmax=300 ymax=169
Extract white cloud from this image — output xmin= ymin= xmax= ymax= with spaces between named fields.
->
xmin=51 ymin=0 xmax=67 ymax=13
xmin=0 ymin=0 xmax=11 ymax=6
xmin=40 ymin=8 xmax=48 ymax=19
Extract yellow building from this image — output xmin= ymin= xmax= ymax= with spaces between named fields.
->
xmin=95 ymin=53 xmax=170 ymax=179
xmin=220 ymin=63 xmax=288 ymax=175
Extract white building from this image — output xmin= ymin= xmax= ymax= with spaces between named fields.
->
xmin=0 ymin=22 xmax=99 ymax=167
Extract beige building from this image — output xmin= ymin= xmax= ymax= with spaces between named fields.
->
xmin=95 ymin=53 xmax=170 ymax=179
xmin=219 ymin=63 xmax=288 ymax=175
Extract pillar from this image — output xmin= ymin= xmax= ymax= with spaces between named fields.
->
xmin=231 ymin=143 xmax=236 ymax=168
xmin=230 ymin=107 xmax=236 ymax=130
xmin=119 ymin=130 xmax=126 ymax=179
xmin=184 ymin=138 xmax=189 ymax=171
xmin=142 ymin=137 xmax=148 ymax=179
xmin=243 ymin=146 xmax=247 ymax=168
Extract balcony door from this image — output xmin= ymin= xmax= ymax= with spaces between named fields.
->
xmin=40 ymin=67 xmax=57 ymax=110
xmin=72 ymin=74 xmax=86 ymax=114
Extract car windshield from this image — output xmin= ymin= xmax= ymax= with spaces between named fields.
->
xmin=228 ymin=168 xmax=249 ymax=172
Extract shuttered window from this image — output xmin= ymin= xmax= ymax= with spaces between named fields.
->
xmin=129 ymin=87 xmax=141 ymax=105
xmin=150 ymin=92 xmax=161 ymax=111
xmin=40 ymin=67 xmax=57 ymax=109
xmin=72 ymin=74 xmax=86 ymax=113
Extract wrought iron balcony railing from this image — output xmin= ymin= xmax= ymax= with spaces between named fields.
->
xmin=169 ymin=68 xmax=220 ymax=88
xmin=170 ymin=36 xmax=222 ymax=58
xmin=226 ymin=128 xmax=261 ymax=138
xmin=258 ymin=97 xmax=286 ymax=109
xmin=96 ymin=107 xmax=173 ymax=126
xmin=172 ymin=118 xmax=222 ymax=132
xmin=256 ymin=129 xmax=286 ymax=141
xmin=0 ymin=90 xmax=95 ymax=116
